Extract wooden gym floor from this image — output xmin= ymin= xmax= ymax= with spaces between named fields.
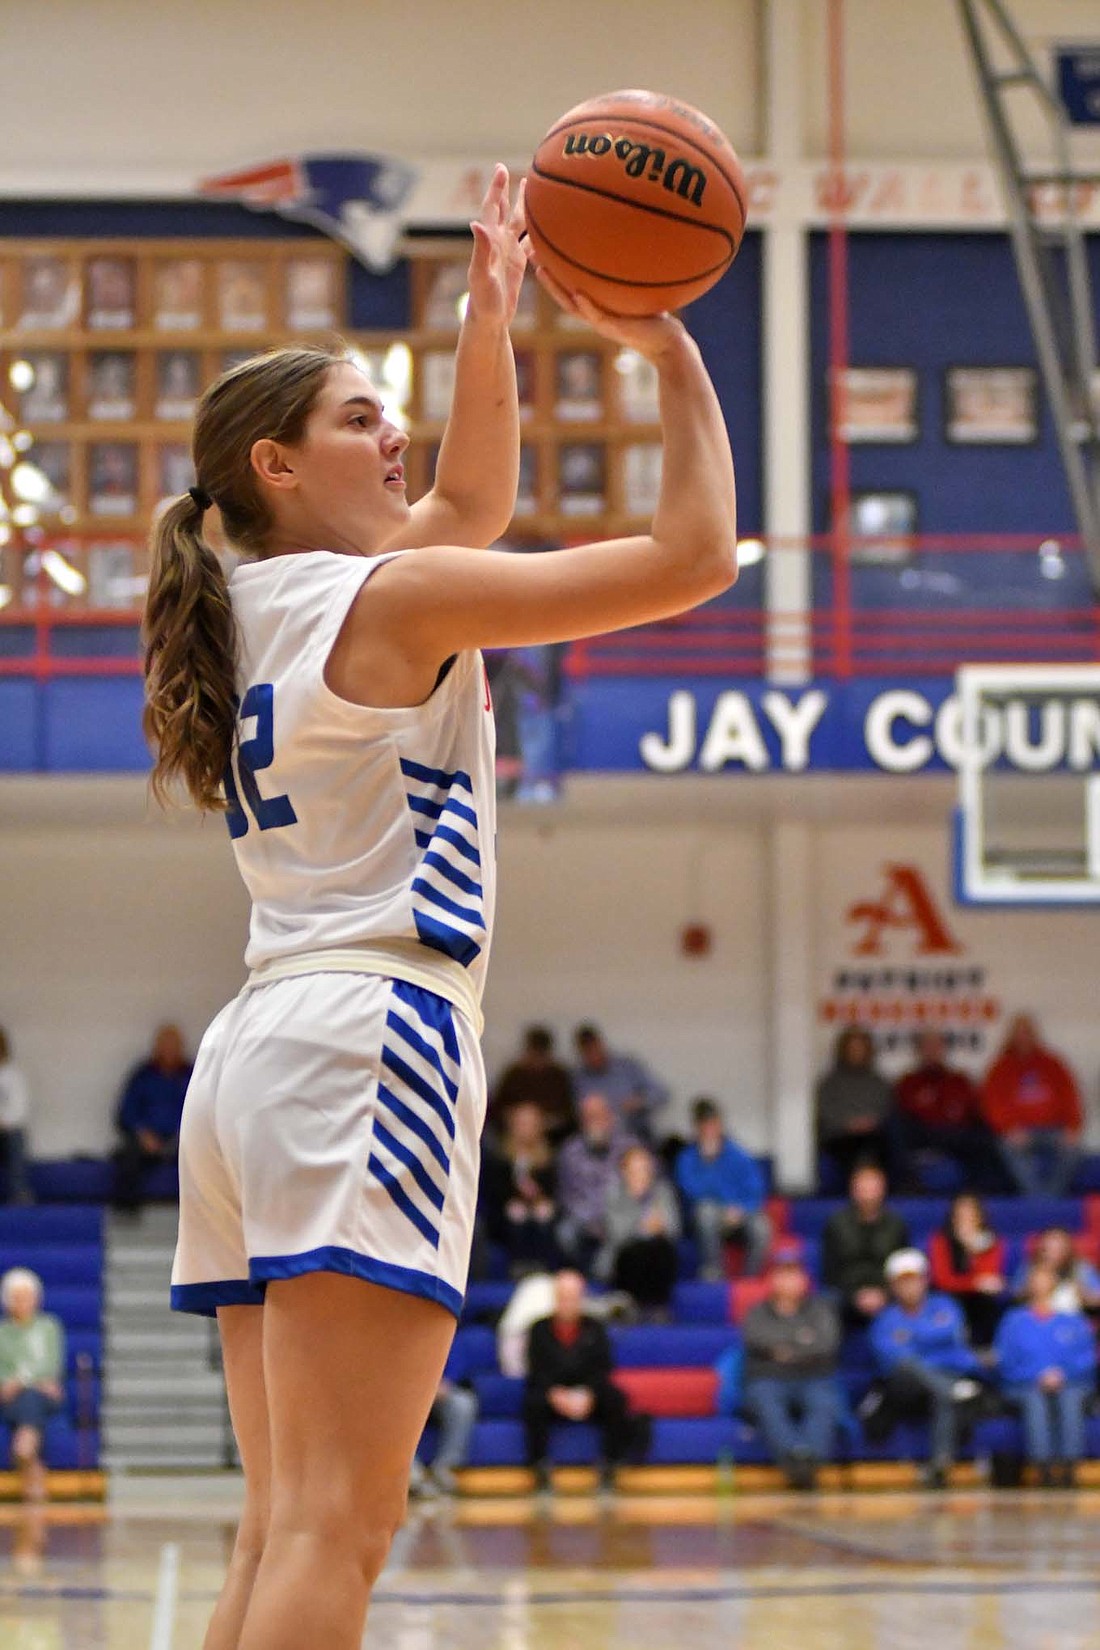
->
xmin=0 ymin=1483 xmax=1098 ymax=1649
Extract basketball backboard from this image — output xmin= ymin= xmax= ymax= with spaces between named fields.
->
xmin=954 ymin=662 xmax=1100 ymax=904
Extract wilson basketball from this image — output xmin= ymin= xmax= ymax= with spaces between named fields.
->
xmin=525 ymin=89 xmax=747 ymax=316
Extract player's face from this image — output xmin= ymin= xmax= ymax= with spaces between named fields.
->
xmin=293 ymin=362 xmax=410 ymax=545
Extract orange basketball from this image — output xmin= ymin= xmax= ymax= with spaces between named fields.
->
xmin=525 ymin=89 xmax=747 ymax=317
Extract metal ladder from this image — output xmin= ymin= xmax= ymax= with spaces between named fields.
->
xmin=957 ymin=0 xmax=1100 ymax=586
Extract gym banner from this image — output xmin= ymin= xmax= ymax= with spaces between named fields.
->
xmin=570 ymin=677 xmax=1100 ymax=777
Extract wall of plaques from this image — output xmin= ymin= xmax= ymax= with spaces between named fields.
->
xmin=408 ymin=254 xmax=663 ymax=538
xmin=1 ymin=240 xmax=662 ymax=610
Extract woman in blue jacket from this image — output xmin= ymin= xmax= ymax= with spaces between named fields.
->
xmin=995 ymin=1261 xmax=1098 ymax=1487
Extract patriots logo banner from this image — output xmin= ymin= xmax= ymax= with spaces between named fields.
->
xmin=200 ymin=152 xmax=422 ymax=273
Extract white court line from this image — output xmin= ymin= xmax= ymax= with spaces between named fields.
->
xmin=149 ymin=1541 xmax=180 ymax=1650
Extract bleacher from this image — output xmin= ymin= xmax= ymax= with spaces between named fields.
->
xmin=5 ymin=1178 xmax=1100 ymax=1483
xmin=433 ymin=1189 xmax=1100 ymax=1475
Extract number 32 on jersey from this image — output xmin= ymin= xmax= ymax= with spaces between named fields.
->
xmin=224 ymin=682 xmax=298 ymax=840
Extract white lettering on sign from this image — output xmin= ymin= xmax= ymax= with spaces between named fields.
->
xmin=864 ymin=691 xmax=934 ymax=772
xmin=640 ymin=690 xmax=831 ymax=773
xmin=699 ymin=693 xmax=770 ymax=772
xmin=934 ymin=697 xmax=1001 ymax=770
xmin=1069 ymin=700 xmax=1100 ymax=769
xmin=762 ymin=689 xmax=829 ymax=771
xmin=639 ymin=690 xmax=697 ymax=773
xmin=639 ymin=687 xmax=1100 ymax=775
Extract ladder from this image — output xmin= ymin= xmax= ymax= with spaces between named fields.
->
xmin=957 ymin=0 xmax=1100 ymax=587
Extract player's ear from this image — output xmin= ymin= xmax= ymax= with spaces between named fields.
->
xmin=250 ymin=437 xmax=297 ymax=491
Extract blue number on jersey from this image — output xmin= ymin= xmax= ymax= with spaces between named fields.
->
xmin=224 ymin=682 xmax=298 ymax=840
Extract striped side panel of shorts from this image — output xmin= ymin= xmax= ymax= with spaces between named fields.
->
xmin=367 ymin=980 xmax=461 ymax=1250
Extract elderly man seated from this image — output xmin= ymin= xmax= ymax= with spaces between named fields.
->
xmin=0 ymin=1268 xmax=66 ymax=1504
xmin=522 ymin=1270 xmax=649 ymax=1491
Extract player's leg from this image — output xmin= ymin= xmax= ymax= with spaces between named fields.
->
xmin=236 ymin=1273 xmax=455 ymax=1650
xmin=201 ymin=1304 xmax=268 ymax=1650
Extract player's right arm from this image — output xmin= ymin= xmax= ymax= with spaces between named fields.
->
xmin=332 ymin=287 xmax=737 ymax=708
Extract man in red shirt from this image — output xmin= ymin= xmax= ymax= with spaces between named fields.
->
xmin=981 ymin=1015 xmax=1083 ymax=1197
xmin=895 ymin=1030 xmax=994 ymax=1190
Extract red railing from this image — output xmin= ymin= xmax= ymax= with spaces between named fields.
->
xmin=3 ymin=532 xmax=1100 ymax=682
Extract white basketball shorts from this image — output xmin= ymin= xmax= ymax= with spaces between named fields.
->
xmin=170 ymin=972 xmax=486 ymax=1321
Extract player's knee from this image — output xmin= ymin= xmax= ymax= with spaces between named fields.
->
xmin=270 ymin=1483 xmax=401 ymax=1584
xmin=356 ymin=1515 xmax=400 ymax=1588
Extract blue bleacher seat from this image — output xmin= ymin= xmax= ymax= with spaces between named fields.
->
xmin=462 ymin=1281 xmax=513 ymax=1320
xmin=610 ymin=1325 xmax=738 ymax=1368
xmin=0 ymin=1244 xmax=102 ymax=1286
xmin=448 ymin=1324 xmax=498 ymax=1379
xmin=983 ymin=1197 xmax=1082 ymax=1236
xmin=36 ymin=1286 xmax=101 ymax=1330
xmin=671 ymin=1281 xmax=729 ymax=1324
xmin=29 ymin=1161 xmax=115 ymax=1203
xmin=0 ymin=1206 xmax=103 ymax=1244
xmin=473 ymin=1373 xmax=524 ymax=1419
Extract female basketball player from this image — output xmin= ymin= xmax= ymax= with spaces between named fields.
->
xmin=142 ymin=166 xmax=737 ymax=1650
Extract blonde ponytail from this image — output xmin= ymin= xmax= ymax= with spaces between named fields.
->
xmin=142 ymin=495 xmax=238 ymax=812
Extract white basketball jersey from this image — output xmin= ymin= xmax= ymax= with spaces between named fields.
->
xmin=224 ymin=550 xmax=497 ymax=1004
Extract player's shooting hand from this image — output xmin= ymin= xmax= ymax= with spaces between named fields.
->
xmin=529 ymin=261 xmax=688 ymax=364
xmin=466 ymin=165 xmax=528 ymax=326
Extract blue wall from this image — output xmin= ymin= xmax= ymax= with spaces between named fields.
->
xmin=809 ymin=230 xmax=1100 ymax=536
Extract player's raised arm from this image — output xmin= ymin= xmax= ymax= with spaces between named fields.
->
xmin=339 ymin=282 xmax=737 ymax=704
xmin=380 ymin=166 xmax=525 ymax=552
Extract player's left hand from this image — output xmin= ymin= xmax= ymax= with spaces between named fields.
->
xmin=466 ymin=164 xmax=528 ymax=326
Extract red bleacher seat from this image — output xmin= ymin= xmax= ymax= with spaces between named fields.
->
xmin=611 ymin=1366 xmax=718 ymax=1418
xmin=766 ymin=1196 xmax=790 ymax=1235
xmin=728 ymin=1277 xmax=772 ymax=1325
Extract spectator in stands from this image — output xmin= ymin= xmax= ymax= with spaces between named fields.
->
xmin=741 ymin=1241 xmax=842 ymax=1490
xmin=490 ymin=1025 xmax=576 ymax=1144
xmin=815 ymin=1028 xmax=897 ymax=1188
xmin=822 ymin=1162 xmax=909 ymax=1326
xmin=480 ymin=1100 xmax=563 ymax=1277
xmin=1011 ymin=1227 xmax=1100 ymax=1317
xmin=995 ymin=1260 xmax=1098 ymax=1487
xmin=597 ymin=1144 xmax=681 ymax=1318
xmin=895 ymin=1029 xmax=992 ymax=1189
xmin=675 ymin=1097 xmax=770 ymax=1280
xmin=929 ymin=1193 xmax=1008 ymax=1349
xmin=556 ymin=1092 xmax=635 ymax=1272
xmin=113 ymin=1023 xmax=192 ymax=1213
xmin=866 ymin=1250 xmax=984 ymax=1488
xmin=0 ymin=1268 xmax=65 ymax=1504
xmin=981 ymin=1014 xmax=1083 ymax=1197
xmin=410 ymin=1377 xmax=479 ymax=1497
xmin=0 ymin=1027 xmax=32 ymax=1206
xmin=573 ymin=1023 xmax=669 ymax=1143
xmin=523 ymin=1269 xmax=647 ymax=1491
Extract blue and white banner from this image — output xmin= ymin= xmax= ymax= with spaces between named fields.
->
xmin=571 ymin=677 xmax=1100 ymax=776
xmin=1056 ymin=46 xmax=1100 ymax=126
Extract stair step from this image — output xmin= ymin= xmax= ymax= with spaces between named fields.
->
xmin=107 ymin=1372 xmax=225 ymax=1401
xmin=105 ymin=1418 xmax=226 ymax=1445
xmin=103 ymin=1449 xmax=230 ymax=1470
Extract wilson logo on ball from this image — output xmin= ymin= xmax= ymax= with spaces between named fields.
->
xmin=562 ymin=132 xmax=708 ymax=207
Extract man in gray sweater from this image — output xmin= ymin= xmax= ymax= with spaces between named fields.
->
xmin=742 ymin=1242 xmax=842 ymax=1489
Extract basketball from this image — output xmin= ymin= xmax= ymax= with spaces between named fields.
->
xmin=525 ymin=89 xmax=748 ymax=316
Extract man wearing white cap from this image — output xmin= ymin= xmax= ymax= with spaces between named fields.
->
xmin=865 ymin=1248 xmax=984 ymax=1487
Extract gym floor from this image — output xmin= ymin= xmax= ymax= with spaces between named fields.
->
xmin=0 ymin=1485 xmax=1095 ymax=1648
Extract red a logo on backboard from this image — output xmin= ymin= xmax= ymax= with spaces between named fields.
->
xmin=846 ymin=863 xmax=962 ymax=957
